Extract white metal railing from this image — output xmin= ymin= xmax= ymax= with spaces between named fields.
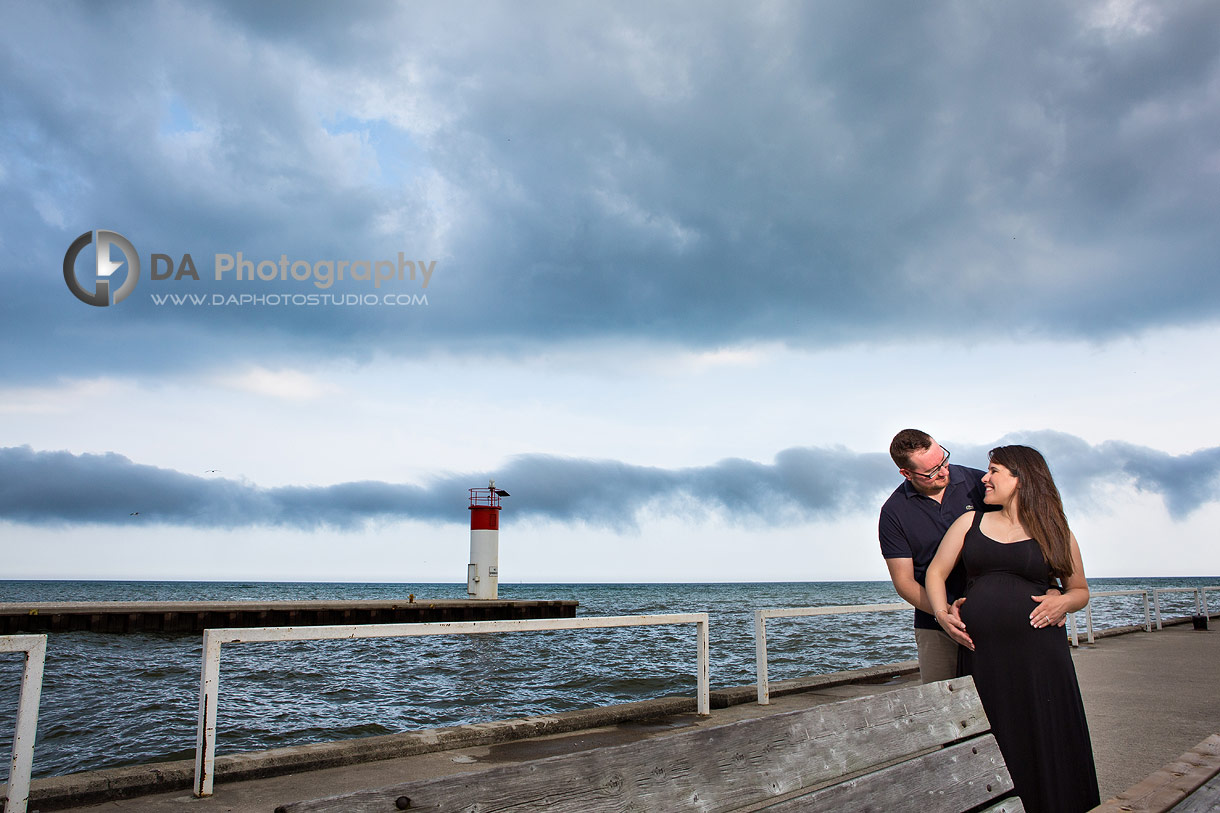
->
xmin=754 ymin=603 xmax=906 ymax=705
xmin=1 ymin=635 xmax=47 ymax=813
xmin=1202 ymin=588 xmax=1218 ymax=630
xmin=194 ymin=613 xmax=710 ymax=797
xmin=1152 ymin=587 xmax=1207 ymax=630
xmin=1068 ymin=590 xmax=1151 ymax=646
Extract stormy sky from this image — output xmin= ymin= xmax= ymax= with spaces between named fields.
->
xmin=2 ymin=0 xmax=1218 ymax=582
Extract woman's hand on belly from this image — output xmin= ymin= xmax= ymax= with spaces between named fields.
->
xmin=1030 ymin=590 xmax=1070 ymax=628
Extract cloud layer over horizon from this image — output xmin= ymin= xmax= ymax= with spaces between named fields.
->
xmin=4 ymin=431 xmax=1217 ymax=531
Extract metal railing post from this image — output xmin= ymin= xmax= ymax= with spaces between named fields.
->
xmin=751 ymin=603 xmax=906 ymax=705
xmin=1151 ymin=587 xmax=1204 ymax=630
xmin=195 ymin=631 xmax=222 ymax=797
xmin=695 ymin=614 xmax=710 ymax=716
xmin=1 ymin=634 xmax=47 ymax=813
xmin=192 ymin=614 xmax=708 ymax=797
xmin=1078 ymin=590 xmax=1152 ymax=640
xmin=754 ymin=610 xmax=770 ymax=705
xmin=1067 ymin=612 xmax=1080 ymax=647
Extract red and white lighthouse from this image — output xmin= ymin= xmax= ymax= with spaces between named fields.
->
xmin=467 ymin=479 xmax=508 ymax=599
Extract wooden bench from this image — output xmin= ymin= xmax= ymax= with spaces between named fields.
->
xmin=276 ymin=677 xmax=1025 ymax=813
xmin=1092 ymin=733 xmax=1220 ymax=813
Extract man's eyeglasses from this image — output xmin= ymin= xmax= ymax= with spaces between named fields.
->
xmin=908 ymin=449 xmax=950 ymax=480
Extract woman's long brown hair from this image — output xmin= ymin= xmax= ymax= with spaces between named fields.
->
xmin=989 ymin=445 xmax=1074 ymax=579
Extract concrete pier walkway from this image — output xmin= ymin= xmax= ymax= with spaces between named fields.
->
xmin=1071 ymin=623 xmax=1220 ymax=802
xmin=24 ymin=623 xmax=1220 ymax=812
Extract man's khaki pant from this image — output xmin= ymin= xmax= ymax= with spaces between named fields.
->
xmin=914 ymin=627 xmax=959 ymax=683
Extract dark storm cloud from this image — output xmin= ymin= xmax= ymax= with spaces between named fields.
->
xmin=1099 ymin=443 xmax=1220 ymax=518
xmin=948 ymin=430 xmax=1220 ymax=520
xmin=2 ymin=1 xmax=1218 ymax=381
xmin=0 ymin=444 xmax=892 ymax=529
xmin=3 ymin=434 xmax=1216 ymax=529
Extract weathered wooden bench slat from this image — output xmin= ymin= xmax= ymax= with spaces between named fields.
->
xmin=1167 ymin=771 xmax=1220 ymax=813
xmin=977 ymin=800 xmax=1027 ymax=813
xmin=277 ymin=679 xmax=1004 ymax=813
xmin=757 ymin=734 xmax=1020 ymax=812
xmin=1093 ymin=733 xmax=1220 ymax=813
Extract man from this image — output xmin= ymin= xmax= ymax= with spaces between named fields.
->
xmin=878 ymin=429 xmax=984 ymax=683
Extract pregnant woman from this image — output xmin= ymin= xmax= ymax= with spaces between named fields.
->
xmin=926 ymin=444 xmax=1100 ymax=813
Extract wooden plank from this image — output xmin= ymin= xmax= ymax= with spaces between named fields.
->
xmin=1094 ymin=734 xmax=1220 ymax=813
xmin=276 ymin=678 xmax=990 ymax=813
xmin=1169 ymin=772 xmax=1220 ymax=813
xmin=977 ymin=799 xmax=1026 ymax=813
xmin=758 ymin=735 xmax=1017 ymax=813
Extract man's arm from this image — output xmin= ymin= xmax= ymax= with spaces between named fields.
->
xmin=884 ymin=557 xmax=933 ymax=615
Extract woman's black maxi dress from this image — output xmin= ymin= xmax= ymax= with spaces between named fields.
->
xmin=958 ymin=511 xmax=1100 ymax=813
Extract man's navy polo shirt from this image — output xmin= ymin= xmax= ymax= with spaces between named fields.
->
xmin=879 ymin=464 xmax=987 ymax=630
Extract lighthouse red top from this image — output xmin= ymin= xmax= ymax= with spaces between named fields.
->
xmin=469 ymin=480 xmax=507 ymax=530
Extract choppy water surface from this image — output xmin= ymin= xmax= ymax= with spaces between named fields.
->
xmin=0 ymin=578 xmax=1213 ymax=780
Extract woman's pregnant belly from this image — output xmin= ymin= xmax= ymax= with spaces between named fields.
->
xmin=960 ymin=573 xmax=1047 ymax=641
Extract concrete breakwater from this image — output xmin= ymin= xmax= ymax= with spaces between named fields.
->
xmin=0 ymin=599 xmax=578 ymax=634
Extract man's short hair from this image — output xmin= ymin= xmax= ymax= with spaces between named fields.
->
xmin=890 ymin=428 xmax=935 ymax=469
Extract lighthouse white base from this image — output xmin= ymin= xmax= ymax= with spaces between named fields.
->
xmin=467 ymin=530 xmax=499 ymax=599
